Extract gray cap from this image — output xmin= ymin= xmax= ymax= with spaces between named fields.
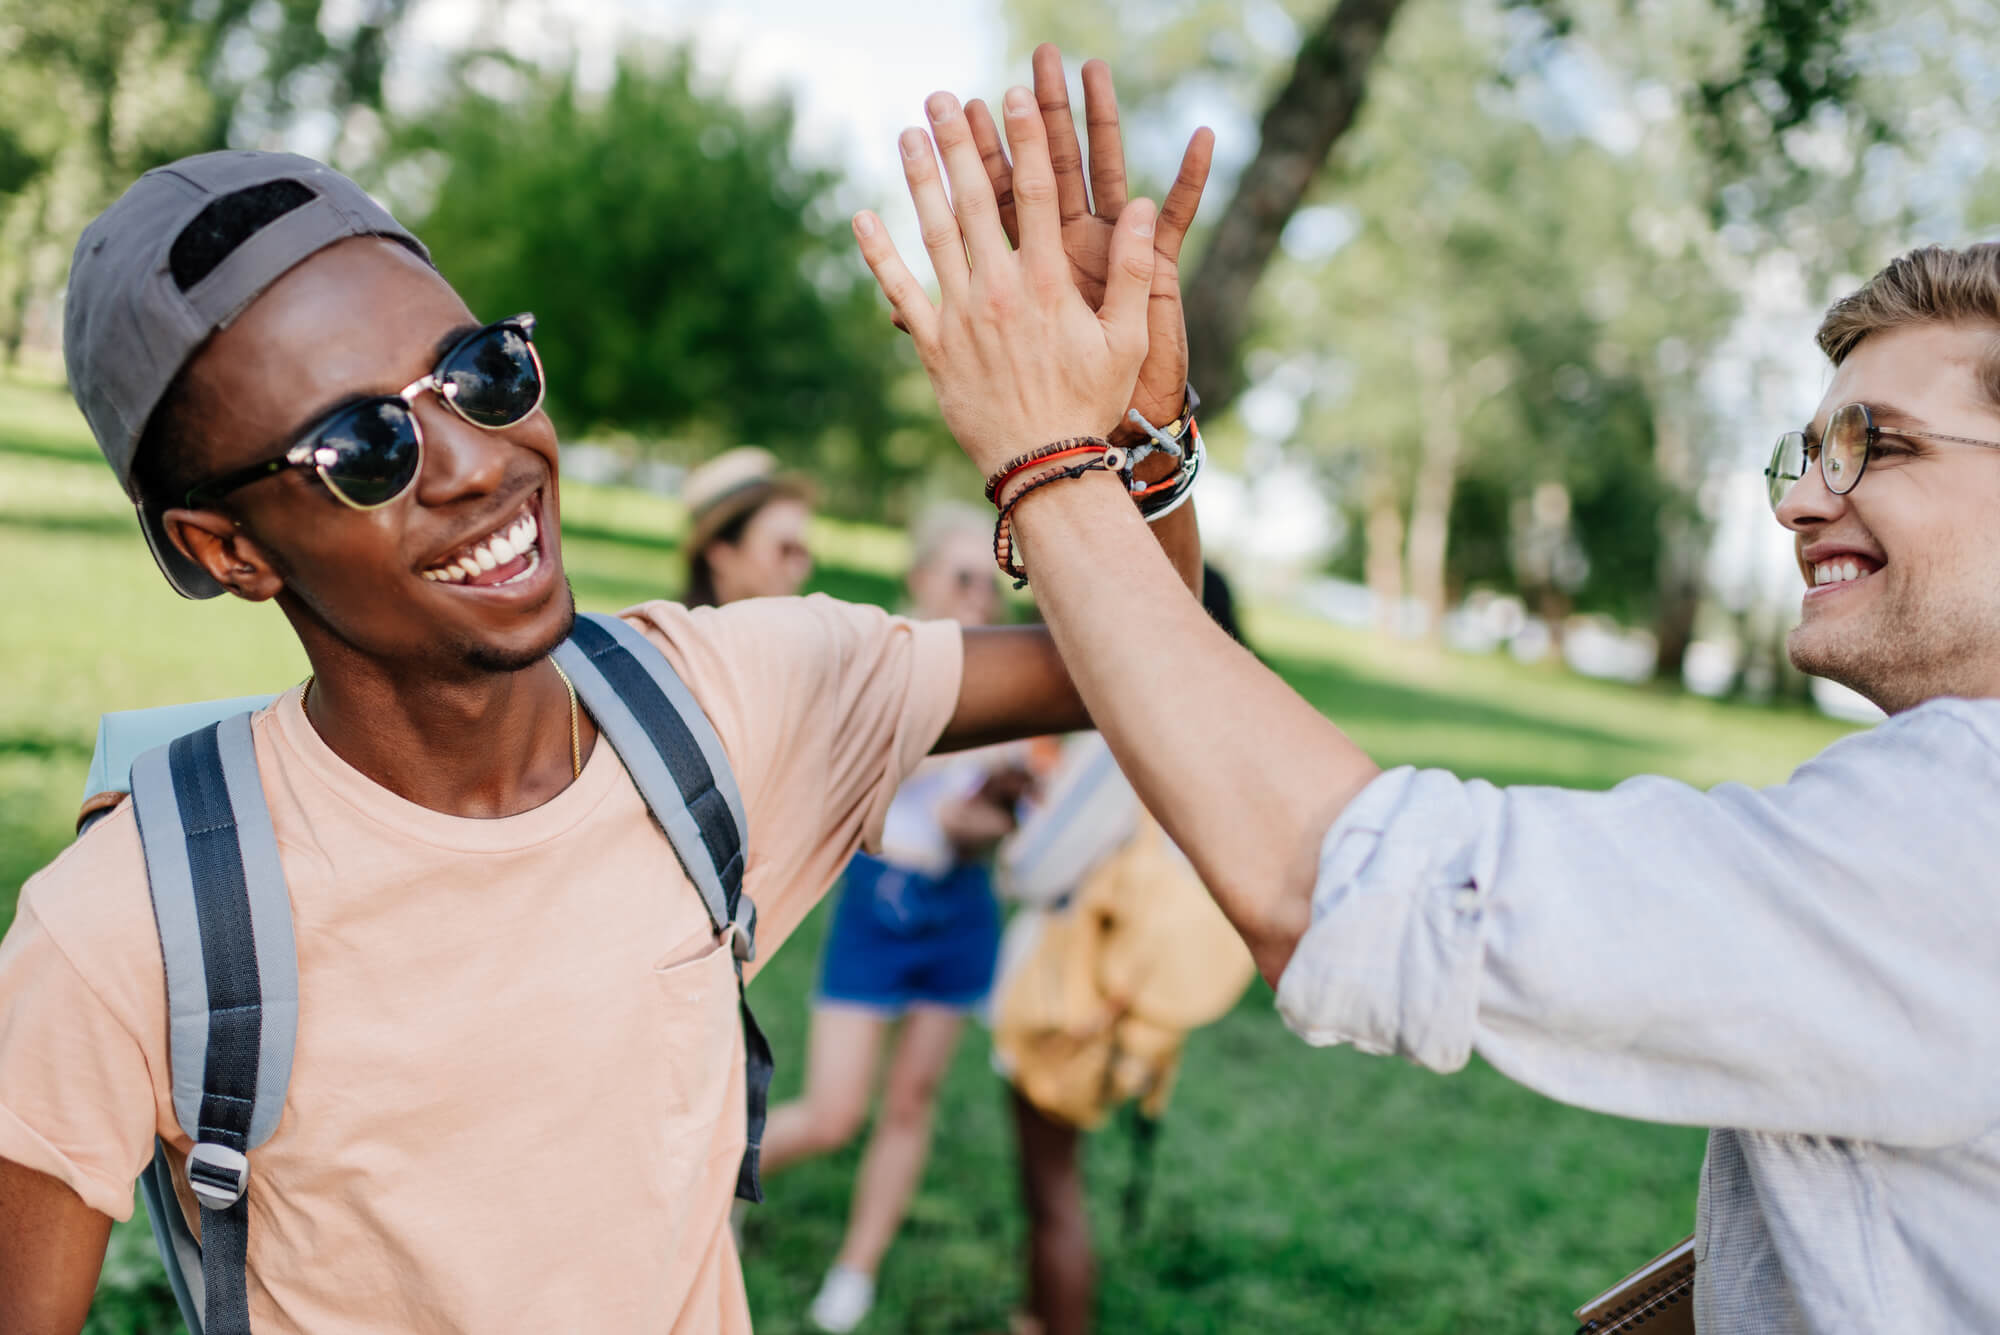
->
xmin=63 ymin=150 xmax=431 ymax=598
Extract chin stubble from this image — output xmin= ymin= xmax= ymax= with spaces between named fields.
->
xmin=458 ymin=580 xmax=578 ymax=673
xmin=1788 ymin=566 xmax=1998 ymax=711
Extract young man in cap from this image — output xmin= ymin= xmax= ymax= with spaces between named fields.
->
xmin=859 ymin=56 xmax=2000 ymax=1333
xmin=0 ymin=70 xmax=1208 ymax=1333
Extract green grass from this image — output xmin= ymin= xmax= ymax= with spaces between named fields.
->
xmin=0 ymin=374 xmax=1857 ymax=1332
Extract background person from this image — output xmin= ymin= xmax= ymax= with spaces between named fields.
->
xmin=758 ymin=504 xmax=1030 ymax=1333
xmin=992 ymin=566 xmax=1257 ymax=1335
xmin=681 ymin=444 xmax=815 ymax=607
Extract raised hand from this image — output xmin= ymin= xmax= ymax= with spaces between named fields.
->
xmin=965 ymin=45 xmax=1214 ymax=442
xmin=852 ymin=88 xmax=1158 ymax=478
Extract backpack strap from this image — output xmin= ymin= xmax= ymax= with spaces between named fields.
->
xmin=551 ymin=612 xmax=770 ymax=1201
xmin=128 ymin=712 xmax=299 ymax=1335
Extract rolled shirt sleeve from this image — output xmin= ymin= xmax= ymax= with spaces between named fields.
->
xmin=1275 ymin=699 xmax=2000 ymax=1148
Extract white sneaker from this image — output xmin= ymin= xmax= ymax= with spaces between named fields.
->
xmin=808 ymin=1264 xmax=875 ymax=1333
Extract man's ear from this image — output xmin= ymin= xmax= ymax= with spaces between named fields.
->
xmin=162 ymin=507 xmax=285 ymax=601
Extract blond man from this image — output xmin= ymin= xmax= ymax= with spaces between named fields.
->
xmin=859 ymin=61 xmax=2000 ymax=1332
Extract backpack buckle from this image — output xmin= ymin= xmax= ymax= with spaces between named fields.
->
xmin=186 ymin=1142 xmax=250 ymax=1210
xmin=728 ymin=896 xmax=757 ymax=962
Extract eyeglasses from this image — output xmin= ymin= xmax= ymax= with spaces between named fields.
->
xmin=1765 ymin=401 xmax=2000 ymax=513
xmin=184 ymin=314 xmax=545 ymax=511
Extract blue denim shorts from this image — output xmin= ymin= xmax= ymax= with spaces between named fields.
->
xmin=816 ymin=853 xmax=1001 ymax=1013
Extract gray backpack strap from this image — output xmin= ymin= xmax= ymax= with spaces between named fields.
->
xmin=128 ymin=712 xmax=300 ymax=1335
xmin=551 ymin=612 xmax=770 ymax=1200
xmin=552 ymin=613 xmax=749 ymax=939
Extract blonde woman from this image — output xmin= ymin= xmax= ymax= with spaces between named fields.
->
xmin=760 ymin=505 xmax=1028 ymax=1332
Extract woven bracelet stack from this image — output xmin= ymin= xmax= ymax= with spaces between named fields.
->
xmin=982 ymin=386 xmax=1205 ymax=587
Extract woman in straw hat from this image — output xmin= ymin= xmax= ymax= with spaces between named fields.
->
xmin=682 ymin=446 xmax=816 ymax=608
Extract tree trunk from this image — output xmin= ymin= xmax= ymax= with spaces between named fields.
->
xmin=1403 ymin=330 xmax=1460 ymax=644
xmin=1647 ymin=384 xmax=1707 ymax=684
xmin=3 ymin=269 xmax=28 ymax=369
xmin=1363 ymin=464 xmax=1406 ymax=635
xmin=1653 ymin=583 xmax=1699 ymax=680
xmin=1181 ymin=0 xmax=1408 ymax=418
xmin=3 ymin=185 xmax=49 ymax=369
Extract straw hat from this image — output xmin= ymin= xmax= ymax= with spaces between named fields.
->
xmin=682 ymin=447 xmax=815 ymax=555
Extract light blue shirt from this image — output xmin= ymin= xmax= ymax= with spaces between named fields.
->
xmin=1274 ymin=697 xmax=2000 ymax=1332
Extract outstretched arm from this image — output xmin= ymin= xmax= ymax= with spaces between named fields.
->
xmin=980 ymin=477 xmax=1377 ymax=981
xmin=902 ymin=55 xmax=1210 ymax=751
xmin=860 ymin=71 xmax=1379 ymax=982
xmin=0 ymin=1157 xmax=109 ymax=1335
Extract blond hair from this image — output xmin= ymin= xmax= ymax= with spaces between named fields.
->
xmin=908 ymin=501 xmax=990 ymax=572
xmin=1817 ymin=245 xmax=2000 ymax=387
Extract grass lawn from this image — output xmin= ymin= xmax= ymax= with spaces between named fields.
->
xmin=0 ymin=374 xmax=1856 ymax=1333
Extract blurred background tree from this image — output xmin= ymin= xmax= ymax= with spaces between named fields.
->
xmin=0 ymin=1 xmax=957 ymax=519
xmin=394 ymin=51 xmax=945 ymax=514
xmin=0 ymin=0 xmax=413 ymax=366
xmin=1006 ymin=0 xmax=1989 ymax=687
xmin=3 ymin=0 xmax=1996 ymax=676
xmin=1265 ymin=1 xmax=1743 ymax=660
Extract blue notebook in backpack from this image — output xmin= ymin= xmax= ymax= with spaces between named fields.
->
xmin=81 ymin=613 xmax=767 ymax=1335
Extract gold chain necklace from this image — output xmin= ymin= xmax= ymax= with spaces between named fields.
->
xmin=547 ymin=658 xmax=582 ymax=779
xmin=299 ymin=658 xmax=581 ymax=780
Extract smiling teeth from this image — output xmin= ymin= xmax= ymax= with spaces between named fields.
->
xmin=1815 ymin=559 xmax=1866 ymax=587
xmin=424 ymin=509 xmax=540 ymax=583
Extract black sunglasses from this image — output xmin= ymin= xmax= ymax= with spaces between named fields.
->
xmin=184 ymin=314 xmax=545 ymax=511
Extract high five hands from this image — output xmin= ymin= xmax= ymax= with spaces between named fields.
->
xmin=853 ymin=46 xmax=1215 ymax=478
xmin=970 ymin=48 xmax=1215 ymax=444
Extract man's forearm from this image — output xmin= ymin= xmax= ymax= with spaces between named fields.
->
xmin=1145 ymin=485 xmax=1202 ymax=591
xmin=0 ymin=1157 xmax=109 ymax=1335
xmin=1009 ymin=470 xmax=1380 ymax=981
xmin=939 ymin=495 xmax=1200 ymax=751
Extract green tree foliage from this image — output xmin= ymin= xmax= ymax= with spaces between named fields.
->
xmin=0 ymin=0 xmax=415 ymax=365
xmin=1005 ymin=0 xmax=1969 ymax=679
xmin=400 ymin=53 xmax=943 ymax=513
xmin=1264 ymin=0 xmax=1736 ymax=635
xmin=168 ymin=0 xmax=412 ymax=153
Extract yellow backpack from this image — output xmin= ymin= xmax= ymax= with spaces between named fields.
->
xmin=994 ymin=811 xmax=1255 ymax=1130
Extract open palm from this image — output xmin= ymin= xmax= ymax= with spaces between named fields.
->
xmin=967 ymin=46 xmax=1214 ymax=442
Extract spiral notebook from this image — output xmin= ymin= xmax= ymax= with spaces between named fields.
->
xmin=1573 ymin=1234 xmax=1695 ymax=1334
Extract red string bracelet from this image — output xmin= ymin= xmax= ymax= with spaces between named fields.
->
xmin=984 ymin=437 xmax=1112 ymax=503
xmin=991 ymin=445 xmax=1126 ymax=586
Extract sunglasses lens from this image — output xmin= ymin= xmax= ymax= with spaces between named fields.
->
xmin=439 ymin=321 xmax=542 ymax=428
xmin=317 ymin=401 xmax=421 ymax=508
xmin=1766 ymin=431 xmax=1806 ymax=511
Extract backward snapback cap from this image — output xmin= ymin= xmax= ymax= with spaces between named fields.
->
xmin=63 ymin=150 xmax=432 ymax=599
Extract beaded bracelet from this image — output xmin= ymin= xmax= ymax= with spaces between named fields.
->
xmin=985 ymin=385 xmax=1205 ymax=584
xmin=984 ymin=437 xmax=1112 ymax=504
xmin=992 ymin=445 xmax=1127 ymax=585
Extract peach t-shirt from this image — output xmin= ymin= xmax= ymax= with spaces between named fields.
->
xmin=0 ymin=595 xmax=962 ymax=1333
